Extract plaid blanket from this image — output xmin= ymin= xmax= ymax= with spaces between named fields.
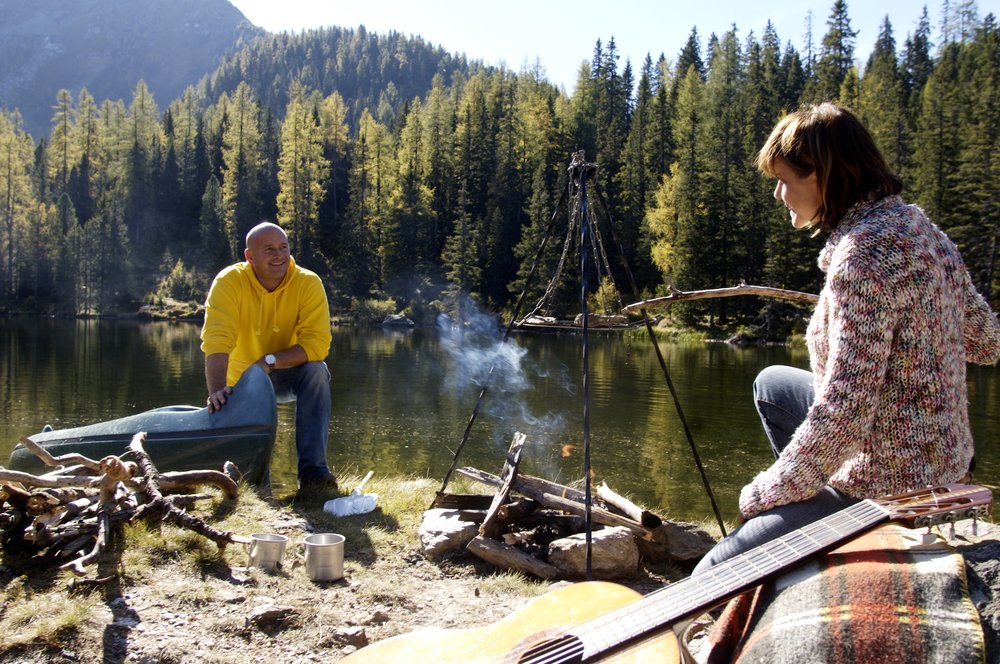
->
xmin=701 ymin=524 xmax=985 ymax=664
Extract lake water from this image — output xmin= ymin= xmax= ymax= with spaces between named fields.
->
xmin=1 ymin=318 xmax=997 ymax=524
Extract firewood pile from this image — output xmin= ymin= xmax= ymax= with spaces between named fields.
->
xmin=0 ymin=432 xmax=248 ymax=579
xmin=422 ymin=432 xmax=716 ymax=579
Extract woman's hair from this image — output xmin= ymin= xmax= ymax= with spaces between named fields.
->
xmin=755 ymin=102 xmax=902 ymax=231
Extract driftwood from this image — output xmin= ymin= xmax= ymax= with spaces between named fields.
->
xmin=127 ymin=433 xmax=243 ymax=551
xmin=0 ymin=468 xmax=102 ymax=488
xmin=623 ymin=283 xmax=819 ymax=313
xmin=1 ymin=431 xmax=249 ymax=579
xmin=158 ymin=470 xmax=239 ymax=500
xmin=18 ymin=435 xmax=105 ymax=472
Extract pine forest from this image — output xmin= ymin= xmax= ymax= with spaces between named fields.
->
xmin=0 ymin=1 xmax=997 ymax=337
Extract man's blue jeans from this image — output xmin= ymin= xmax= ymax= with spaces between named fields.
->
xmin=269 ymin=361 xmax=332 ymax=482
xmin=692 ymin=365 xmax=858 ymax=574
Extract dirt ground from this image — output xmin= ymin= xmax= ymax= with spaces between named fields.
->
xmin=0 ymin=477 xmax=682 ymax=663
xmin=2 ymin=477 xmax=998 ymax=663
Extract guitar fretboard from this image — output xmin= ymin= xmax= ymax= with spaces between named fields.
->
xmin=577 ymin=498 xmax=890 ymax=658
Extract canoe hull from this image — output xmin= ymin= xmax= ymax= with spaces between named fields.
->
xmin=8 ymin=365 xmax=277 ymax=485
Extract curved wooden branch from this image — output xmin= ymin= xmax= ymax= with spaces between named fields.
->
xmin=158 ymin=470 xmax=239 ymax=500
xmin=18 ymin=436 xmax=104 ymax=472
xmin=128 ymin=432 xmax=241 ymax=551
xmin=0 ymin=469 xmax=102 ymax=488
xmin=623 ymin=283 xmax=819 ymax=313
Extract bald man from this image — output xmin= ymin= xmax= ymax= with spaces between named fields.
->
xmin=201 ymin=222 xmax=336 ymax=493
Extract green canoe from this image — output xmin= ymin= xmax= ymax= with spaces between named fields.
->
xmin=8 ymin=365 xmax=277 ymax=485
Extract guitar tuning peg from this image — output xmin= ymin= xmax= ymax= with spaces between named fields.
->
xmin=949 ymin=521 xmax=956 ymax=540
xmin=973 ymin=512 xmax=979 ymax=537
xmin=922 ymin=526 xmax=937 ymax=545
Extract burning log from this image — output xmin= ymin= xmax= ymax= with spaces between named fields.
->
xmin=466 ymin=535 xmax=560 ymax=579
xmin=596 ymin=482 xmax=662 ymax=529
xmin=430 ymin=431 xmax=715 ymax=579
xmin=479 ymin=433 xmax=525 ymax=540
xmin=456 ymin=466 xmax=654 ymax=540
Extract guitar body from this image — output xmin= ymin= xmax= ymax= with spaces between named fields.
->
xmin=340 ymin=580 xmax=679 ymax=663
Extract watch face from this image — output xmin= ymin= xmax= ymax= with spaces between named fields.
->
xmin=266 ymin=354 xmax=276 ymax=365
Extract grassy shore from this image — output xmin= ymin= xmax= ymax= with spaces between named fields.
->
xmin=0 ymin=473 xmax=698 ymax=663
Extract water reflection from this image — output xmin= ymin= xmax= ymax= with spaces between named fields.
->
xmin=1 ymin=319 xmax=996 ymax=523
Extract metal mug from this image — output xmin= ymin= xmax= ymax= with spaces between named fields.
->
xmin=299 ymin=533 xmax=345 ymax=581
xmin=245 ymin=533 xmax=288 ymax=572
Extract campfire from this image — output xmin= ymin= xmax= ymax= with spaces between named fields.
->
xmin=422 ymin=432 xmax=715 ymax=579
xmin=0 ymin=433 xmax=246 ymax=580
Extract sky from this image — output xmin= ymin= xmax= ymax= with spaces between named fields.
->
xmin=227 ymin=0 xmax=999 ymax=93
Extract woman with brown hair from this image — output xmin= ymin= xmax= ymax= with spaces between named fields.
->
xmin=693 ymin=102 xmax=1000 ymax=572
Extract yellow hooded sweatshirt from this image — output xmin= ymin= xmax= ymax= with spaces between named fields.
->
xmin=200 ymin=257 xmax=331 ymax=386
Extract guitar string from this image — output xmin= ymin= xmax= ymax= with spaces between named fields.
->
xmin=498 ymin=487 xmax=982 ymax=663
xmin=499 ymin=499 xmax=888 ymax=663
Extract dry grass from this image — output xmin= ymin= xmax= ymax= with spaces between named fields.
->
xmin=0 ymin=473 xmax=564 ymax=662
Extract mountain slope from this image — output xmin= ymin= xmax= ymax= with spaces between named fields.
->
xmin=0 ymin=0 xmax=263 ymax=138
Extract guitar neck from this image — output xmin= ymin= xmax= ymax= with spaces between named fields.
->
xmin=576 ymin=498 xmax=890 ymax=657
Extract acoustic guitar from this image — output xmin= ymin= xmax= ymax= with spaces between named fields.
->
xmin=341 ymin=484 xmax=992 ymax=663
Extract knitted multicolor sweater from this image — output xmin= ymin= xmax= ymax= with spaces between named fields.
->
xmin=740 ymin=194 xmax=1000 ymax=519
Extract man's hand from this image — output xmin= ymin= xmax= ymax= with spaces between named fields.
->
xmin=207 ymin=386 xmax=232 ymax=412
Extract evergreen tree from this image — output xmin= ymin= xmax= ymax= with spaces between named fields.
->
xmin=415 ymin=76 xmax=458 ymax=269
xmin=858 ymin=17 xmax=905 ymax=172
xmin=669 ymin=66 xmax=709 ymax=302
xmin=123 ymin=80 xmax=163 ymax=267
xmin=780 ymin=42 xmax=807 ymax=109
xmin=953 ymin=16 xmax=999 ymax=300
xmin=811 ymin=0 xmax=858 ymax=101
xmin=440 ymin=183 xmax=482 ymax=317
xmin=701 ymin=28 xmax=751 ymax=322
xmin=0 ymin=113 xmax=36 ymax=300
xmin=912 ymin=43 xmax=963 ymax=229
xmin=220 ymin=82 xmax=263 ymax=260
xmin=20 ymin=200 xmax=58 ymax=304
xmin=69 ymin=89 xmax=99 ymax=225
xmin=382 ymin=96 xmax=435 ymax=295
xmin=901 ymin=7 xmax=934 ymax=187
xmin=318 ymin=91 xmax=351 ymax=263
xmin=49 ymin=89 xmax=76 ymax=199
xmin=346 ymin=109 xmax=395 ymax=293
xmin=167 ymin=87 xmax=203 ymax=223
xmin=676 ymin=28 xmax=706 ymax=83
xmin=199 ymin=174 xmax=228 ymax=272
xmin=276 ymin=83 xmax=330 ymax=265
xmin=54 ymin=192 xmax=78 ymax=307
xmin=510 ymin=162 xmax=557 ymax=311
xmin=742 ymin=30 xmax=781 ymax=288
xmin=648 ymin=54 xmax=675 ymax=179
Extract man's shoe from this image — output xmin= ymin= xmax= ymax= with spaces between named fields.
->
xmin=298 ymin=472 xmax=338 ymax=493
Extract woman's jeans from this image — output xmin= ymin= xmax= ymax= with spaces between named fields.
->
xmin=691 ymin=365 xmax=859 ymax=575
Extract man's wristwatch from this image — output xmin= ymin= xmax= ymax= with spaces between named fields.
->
xmin=264 ymin=353 xmax=277 ymax=372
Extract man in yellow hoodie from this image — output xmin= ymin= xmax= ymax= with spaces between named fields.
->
xmin=201 ymin=222 xmax=336 ymax=492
